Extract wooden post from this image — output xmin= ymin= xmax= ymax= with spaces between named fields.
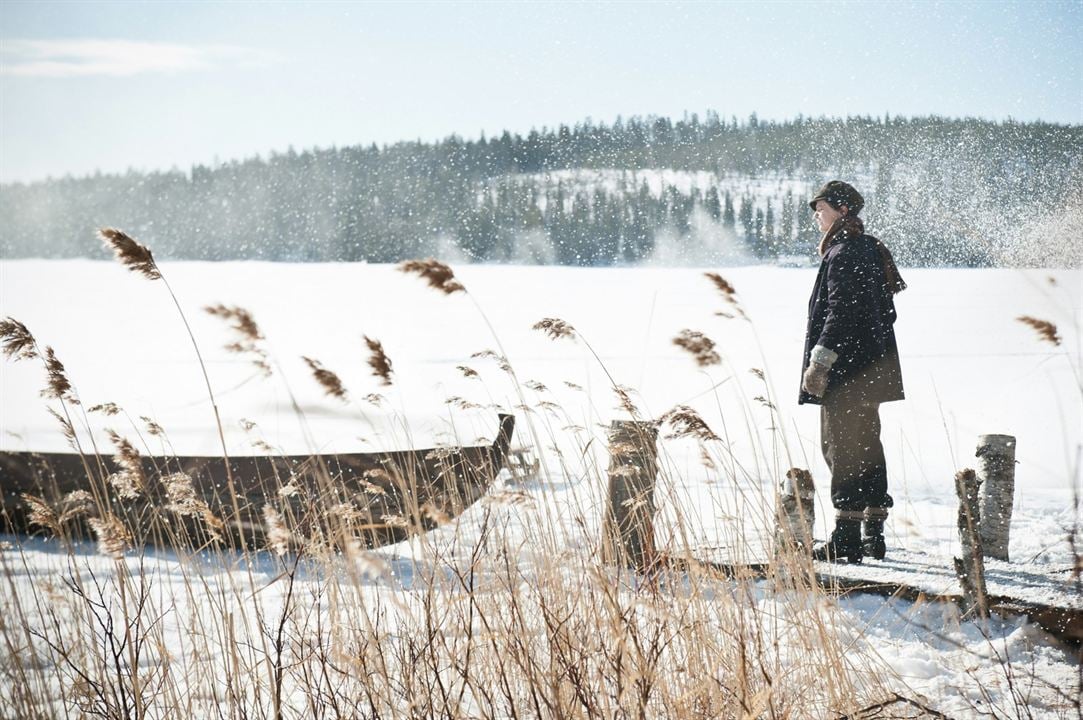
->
xmin=601 ymin=420 xmax=659 ymax=571
xmin=775 ymin=467 xmax=815 ymax=554
xmin=953 ymin=469 xmax=989 ymax=620
xmin=976 ymin=434 xmax=1016 ymax=562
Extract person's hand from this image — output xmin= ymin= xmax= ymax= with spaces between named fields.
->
xmin=802 ymin=362 xmax=830 ymax=397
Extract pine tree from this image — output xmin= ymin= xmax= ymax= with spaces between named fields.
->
xmin=738 ymin=196 xmax=754 ymax=249
xmin=753 ymin=208 xmax=766 ymax=258
xmin=722 ymin=191 xmax=736 ymax=229
xmin=764 ymin=200 xmax=776 ymax=258
xmin=705 ymin=186 xmax=722 ymax=222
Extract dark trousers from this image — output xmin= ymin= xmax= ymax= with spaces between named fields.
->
xmin=820 ymin=382 xmax=893 ymax=512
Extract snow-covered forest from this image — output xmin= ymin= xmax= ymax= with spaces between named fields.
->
xmin=3 ymin=114 xmax=1081 ymax=267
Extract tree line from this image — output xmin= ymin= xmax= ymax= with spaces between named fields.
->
xmin=2 ymin=113 xmax=1080 ymax=266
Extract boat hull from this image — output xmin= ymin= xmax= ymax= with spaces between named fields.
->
xmin=1 ymin=414 xmax=515 ymax=549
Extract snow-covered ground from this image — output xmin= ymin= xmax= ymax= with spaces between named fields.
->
xmin=1 ymin=259 xmax=1080 ymax=716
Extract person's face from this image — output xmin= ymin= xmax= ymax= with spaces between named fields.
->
xmin=813 ymin=199 xmax=846 ymax=233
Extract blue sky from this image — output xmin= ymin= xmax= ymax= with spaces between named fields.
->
xmin=1 ymin=0 xmax=1080 ymax=183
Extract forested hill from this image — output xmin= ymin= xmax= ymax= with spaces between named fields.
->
xmin=3 ymin=114 xmax=1081 ymax=267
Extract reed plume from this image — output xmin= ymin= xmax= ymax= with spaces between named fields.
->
xmin=263 ymin=505 xmax=292 ymax=556
xmin=658 ymin=405 xmax=721 ymax=442
xmin=57 ymin=491 xmax=94 ymax=525
xmin=363 ymin=335 xmax=394 ymax=386
xmin=302 ymin=356 xmax=348 ymax=401
xmin=140 ymin=416 xmax=165 ymax=436
xmin=277 ymin=478 xmax=301 ymax=498
xmin=99 ymin=227 xmax=161 ymax=280
xmin=754 ymin=395 xmax=777 ymax=410
xmin=46 ymin=407 xmax=77 ymax=450
xmin=614 ymin=384 xmax=639 ymax=416
xmin=379 ymin=514 xmax=409 ymax=529
xmin=704 ymin=272 xmax=737 ymax=298
xmin=700 ymin=445 xmax=717 ymax=470
xmin=163 ymin=472 xmax=200 ymax=514
xmin=1016 ymin=316 xmax=1061 ymax=346
xmin=106 ymin=429 xmax=146 ymax=499
xmin=456 ymin=365 xmax=479 ymax=378
xmin=205 ymin=303 xmax=272 ymax=377
xmin=532 ymin=318 xmax=576 ymax=341
xmin=471 ymin=349 xmax=512 ymax=374
xmin=88 ymin=513 xmax=131 ymax=559
xmin=705 ymin=272 xmax=747 ymax=319
xmin=398 ymin=258 xmax=465 ymax=294
xmin=673 ymin=329 xmax=721 ymax=367
xmin=88 ymin=402 xmax=121 ymax=416
xmin=0 ymin=317 xmax=38 ymax=361
xmin=22 ymin=494 xmax=60 ymax=536
xmin=163 ymin=473 xmax=224 ymax=540
xmin=445 ymin=396 xmax=482 ymax=410
xmin=41 ymin=346 xmax=77 ymax=403
xmin=205 ymin=303 xmax=262 ymax=341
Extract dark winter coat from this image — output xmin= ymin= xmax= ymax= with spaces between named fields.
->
xmin=799 ymin=229 xmax=904 ymax=406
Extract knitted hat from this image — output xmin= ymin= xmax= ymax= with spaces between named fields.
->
xmin=808 ymin=180 xmax=865 ymax=215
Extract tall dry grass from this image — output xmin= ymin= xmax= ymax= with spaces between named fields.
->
xmin=1 ymin=241 xmax=1077 ymax=719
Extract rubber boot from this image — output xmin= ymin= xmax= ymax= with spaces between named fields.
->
xmin=863 ymin=507 xmax=888 ymax=560
xmin=813 ymin=511 xmax=864 ymax=563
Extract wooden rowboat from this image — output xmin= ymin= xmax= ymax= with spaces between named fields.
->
xmin=1 ymin=414 xmax=515 ymax=549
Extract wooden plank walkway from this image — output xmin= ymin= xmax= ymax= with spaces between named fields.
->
xmin=661 ymin=547 xmax=1082 ymax=647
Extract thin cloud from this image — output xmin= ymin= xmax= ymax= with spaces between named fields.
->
xmin=0 ymin=39 xmax=273 ymax=78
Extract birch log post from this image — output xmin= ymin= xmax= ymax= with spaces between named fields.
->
xmin=953 ymin=468 xmax=989 ymax=620
xmin=601 ymin=420 xmax=659 ymax=571
xmin=976 ymin=434 xmax=1016 ymax=561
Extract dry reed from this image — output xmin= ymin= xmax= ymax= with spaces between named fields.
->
xmin=658 ymin=405 xmax=721 ymax=442
xmin=1016 ymin=315 xmax=1062 ymax=346
xmin=87 ymin=513 xmax=132 ymax=559
xmin=205 ymin=303 xmax=272 ymax=376
xmin=672 ymin=329 xmax=721 ymax=367
xmin=364 ymin=335 xmax=394 ymax=385
xmin=21 ymin=493 xmax=60 ymax=535
xmin=704 ymin=271 xmax=748 ymax=319
xmin=471 ymin=348 xmax=512 ymax=374
xmin=204 ymin=303 xmax=263 ymax=341
xmin=704 ymin=271 xmax=737 ymax=298
xmin=98 ymin=227 xmax=161 ymax=280
xmin=41 ymin=346 xmax=76 ymax=403
xmin=301 ymin=356 xmax=349 ymax=401
xmin=105 ymin=429 xmax=146 ymax=499
xmin=263 ymin=505 xmax=292 ymax=556
xmin=139 ymin=416 xmax=164 ymax=436
xmin=0 ymin=316 xmax=38 ymax=360
xmin=532 ymin=317 xmax=577 ymax=341
xmin=45 ymin=406 xmax=78 ymax=449
xmin=88 ymin=402 xmax=121 ymax=416
xmin=399 ymin=258 xmax=465 ymax=294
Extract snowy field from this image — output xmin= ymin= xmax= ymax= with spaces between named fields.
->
xmin=1 ymin=259 xmax=1080 ymax=717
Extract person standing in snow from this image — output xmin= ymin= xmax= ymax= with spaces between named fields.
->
xmin=800 ymin=180 xmax=906 ymax=563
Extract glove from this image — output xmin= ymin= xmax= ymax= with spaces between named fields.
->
xmin=802 ymin=362 xmax=830 ymax=397
xmin=802 ymin=345 xmax=838 ymax=398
